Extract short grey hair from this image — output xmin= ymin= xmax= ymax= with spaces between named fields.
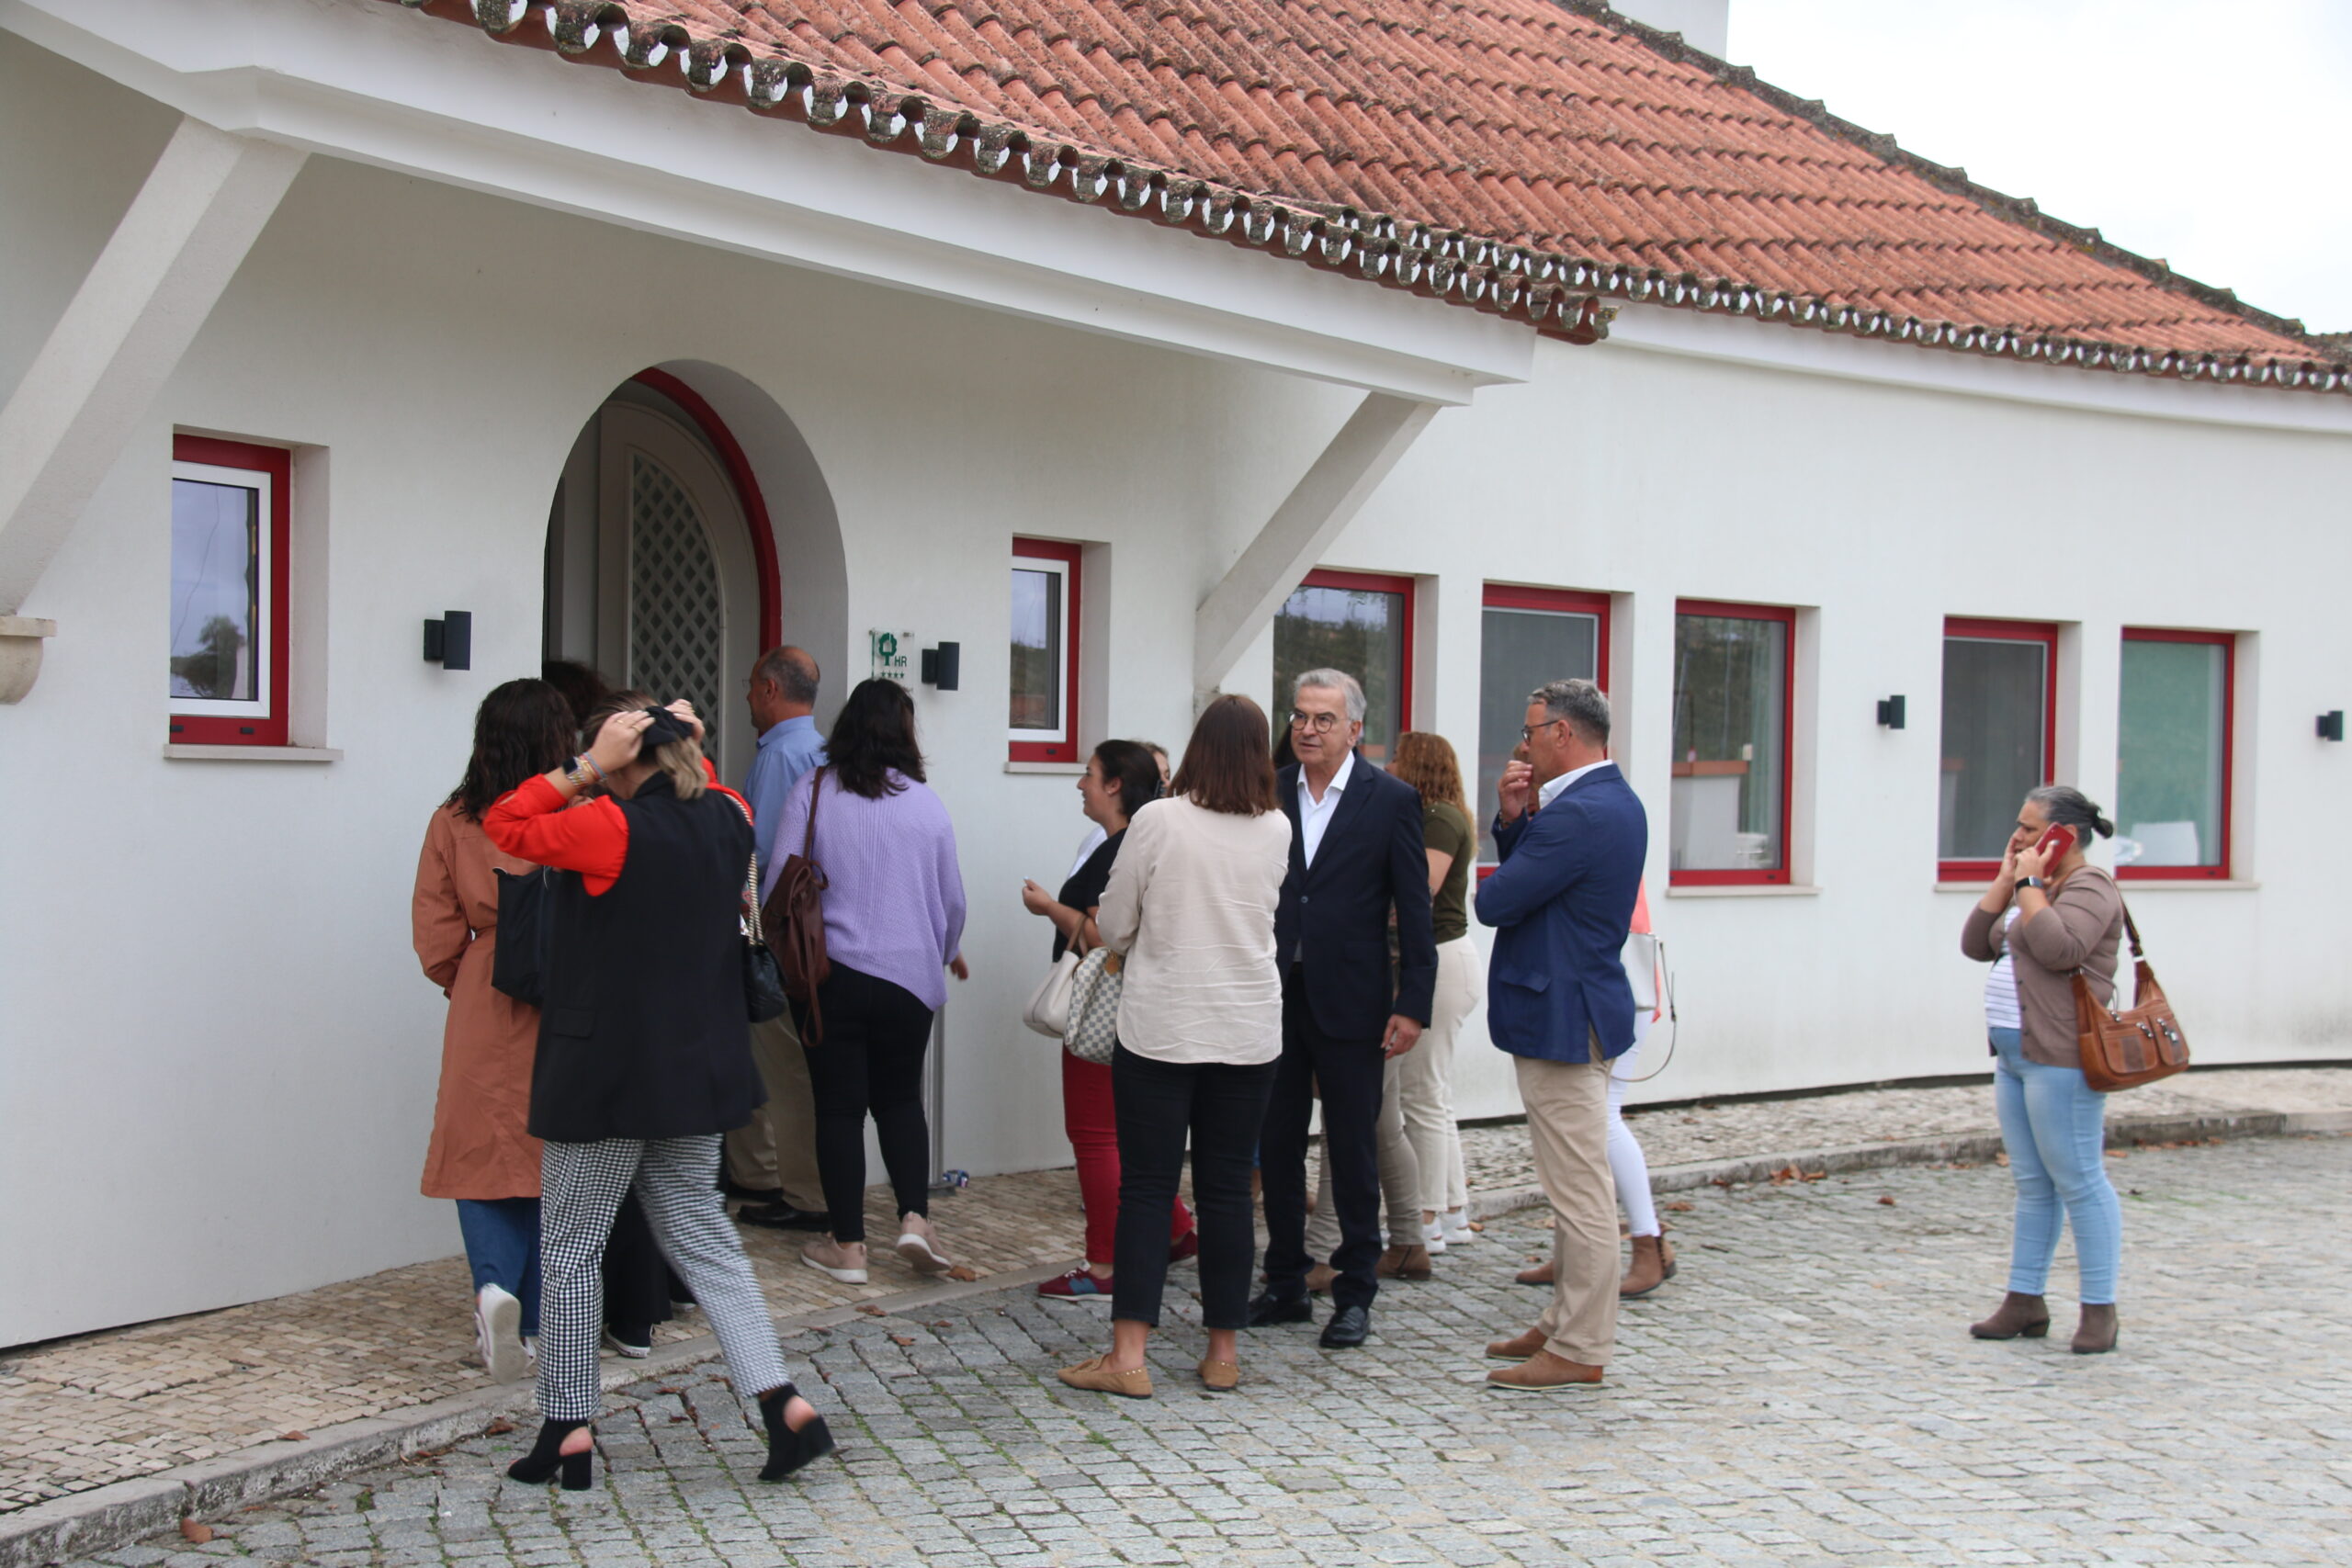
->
xmin=1292 ymin=669 xmax=1366 ymax=724
xmin=754 ymin=646 xmax=820 ymax=705
xmin=1531 ymin=677 xmax=1610 ymax=745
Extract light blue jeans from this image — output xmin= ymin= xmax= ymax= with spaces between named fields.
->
xmin=455 ymin=1197 xmax=541 ymax=1337
xmin=1990 ymin=1027 xmax=2120 ymax=1303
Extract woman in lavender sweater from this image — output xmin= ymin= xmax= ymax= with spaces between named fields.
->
xmin=779 ymin=680 xmax=968 ymax=1285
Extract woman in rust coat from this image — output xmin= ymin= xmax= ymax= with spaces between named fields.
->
xmin=413 ymin=679 xmax=577 ymax=1384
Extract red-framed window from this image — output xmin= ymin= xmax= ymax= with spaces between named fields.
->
xmin=2116 ymin=627 xmax=2234 ymax=879
xmin=1939 ymin=617 xmax=2059 ymax=880
xmin=1478 ymin=584 xmax=1611 ymax=863
xmin=169 ymin=435 xmax=291 ymax=747
xmin=1009 ymin=537 xmax=1082 ymax=762
xmin=1670 ymin=600 xmax=1794 ymax=886
xmin=1272 ymin=568 xmax=1415 ymax=764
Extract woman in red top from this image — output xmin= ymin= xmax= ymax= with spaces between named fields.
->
xmin=484 ymin=693 xmax=831 ymax=1491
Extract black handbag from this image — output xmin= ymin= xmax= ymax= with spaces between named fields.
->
xmin=730 ymin=803 xmax=790 ymax=1024
xmin=491 ymin=866 xmax=552 ymax=1007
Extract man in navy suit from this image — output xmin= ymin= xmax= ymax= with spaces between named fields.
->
xmin=1475 ymin=677 xmax=1647 ymax=1392
xmin=1250 ymin=670 xmax=1438 ymax=1349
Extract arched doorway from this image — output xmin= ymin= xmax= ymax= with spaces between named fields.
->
xmin=542 ymin=373 xmax=780 ymax=781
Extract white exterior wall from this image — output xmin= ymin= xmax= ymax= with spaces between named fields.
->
xmin=4 ymin=35 xmax=2347 ymax=1345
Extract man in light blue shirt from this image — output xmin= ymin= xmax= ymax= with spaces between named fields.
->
xmin=729 ymin=646 xmax=831 ymax=1231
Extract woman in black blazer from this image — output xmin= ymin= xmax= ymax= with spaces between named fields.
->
xmin=483 ymin=693 xmax=831 ymax=1491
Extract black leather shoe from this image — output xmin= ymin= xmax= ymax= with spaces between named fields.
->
xmin=1246 ymin=1291 xmax=1314 ymax=1327
xmin=739 ymin=1201 xmax=830 ymax=1233
xmin=1319 ymin=1304 xmax=1371 ymax=1348
xmin=722 ymin=1179 xmax=785 ymax=1204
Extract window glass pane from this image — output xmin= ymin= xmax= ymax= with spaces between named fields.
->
xmin=1670 ymin=614 xmax=1787 ymax=873
xmin=1009 ymin=565 xmax=1062 ymax=731
xmin=1477 ymin=606 xmax=1599 ymax=860
xmin=1273 ymin=583 xmax=1405 ymax=762
xmin=2116 ymin=638 xmax=2225 ymax=867
xmin=169 ymin=478 xmax=259 ymax=702
xmin=1939 ymin=638 xmax=2046 ymax=861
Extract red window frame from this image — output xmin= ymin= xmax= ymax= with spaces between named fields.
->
xmin=1669 ymin=598 xmax=1796 ymax=887
xmin=1292 ymin=567 xmax=1416 ymax=741
xmin=168 ymin=434 xmax=291 ymax=747
xmin=1939 ymin=617 xmax=2060 ymax=883
xmin=2117 ymin=627 xmax=2234 ymax=881
xmin=1478 ymin=584 xmax=1611 ymax=874
xmin=1009 ymin=536 xmax=1083 ymax=763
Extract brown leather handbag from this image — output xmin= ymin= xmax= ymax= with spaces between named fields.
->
xmin=2073 ymin=904 xmax=2188 ymax=1092
xmin=761 ymin=766 xmax=833 ymax=1043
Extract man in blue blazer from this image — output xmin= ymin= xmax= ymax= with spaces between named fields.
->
xmin=1474 ymin=677 xmax=1646 ymax=1392
xmin=1250 ymin=670 xmax=1438 ymax=1349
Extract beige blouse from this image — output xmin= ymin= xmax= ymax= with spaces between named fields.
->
xmin=1096 ymin=795 xmax=1294 ymax=1066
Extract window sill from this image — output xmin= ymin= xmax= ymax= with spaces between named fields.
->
xmin=1666 ymin=883 xmax=1820 ymax=898
xmin=1004 ymin=761 xmax=1086 ymax=775
xmin=164 ymin=744 xmax=342 ymax=763
xmin=1935 ymin=878 xmax=2259 ymax=893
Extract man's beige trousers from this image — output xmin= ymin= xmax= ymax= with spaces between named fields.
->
xmin=723 ymin=1011 xmax=825 ymax=1210
xmin=1514 ymin=1049 xmax=1617 ymax=1366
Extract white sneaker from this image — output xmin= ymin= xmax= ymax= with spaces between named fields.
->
xmin=475 ymin=1285 xmax=529 ymax=1384
xmin=1441 ymin=1208 xmax=1479 ymax=1245
xmin=600 ymin=1326 xmax=652 ymax=1359
xmin=895 ymin=1212 xmax=954 ymax=1276
xmin=800 ymin=1236 xmax=869 ymax=1284
xmin=1422 ymin=1220 xmax=1449 ymax=1255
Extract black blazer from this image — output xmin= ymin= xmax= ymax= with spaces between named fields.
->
xmin=528 ymin=773 xmax=764 ymax=1143
xmin=1276 ymin=756 xmax=1439 ymax=1039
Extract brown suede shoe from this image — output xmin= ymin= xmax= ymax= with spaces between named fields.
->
xmin=1196 ymin=1358 xmax=1240 ymax=1392
xmin=1485 ymin=1348 xmax=1604 ymax=1393
xmin=1969 ymin=1292 xmax=2052 ymax=1340
xmin=2071 ymin=1303 xmax=2119 ymax=1354
xmin=1484 ymin=1326 xmax=1546 ymax=1362
xmin=1376 ymin=1245 xmax=1432 ymax=1280
xmin=1620 ymin=1234 xmax=1672 ymax=1298
xmin=1515 ymin=1258 xmax=1555 ymax=1287
xmin=1057 ymin=1355 xmax=1153 ymax=1399
xmin=1305 ymin=1263 xmax=1338 ymax=1295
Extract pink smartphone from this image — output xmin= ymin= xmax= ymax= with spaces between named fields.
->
xmin=2030 ymin=823 xmax=2075 ymax=865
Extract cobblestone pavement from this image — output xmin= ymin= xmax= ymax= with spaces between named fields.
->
xmin=62 ymin=1134 xmax=2352 ymax=1568
xmin=1462 ymin=1065 xmax=2352 ymax=1193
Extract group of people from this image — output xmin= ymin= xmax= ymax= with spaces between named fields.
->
xmin=411 ymin=641 xmax=2134 ymax=1488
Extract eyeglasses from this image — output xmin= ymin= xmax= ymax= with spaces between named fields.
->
xmin=1287 ymin=710 xmax=1342 ymax=733
xmin=1519 ymin=718 xmax=1567 ymax=743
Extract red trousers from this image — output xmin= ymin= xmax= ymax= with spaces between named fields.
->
xmin=1063 ymin=1051 xmax=1193 ymax=1264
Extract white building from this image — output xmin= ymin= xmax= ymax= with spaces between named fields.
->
xmin=2 ymin=0 xmax=2346 ymax=1347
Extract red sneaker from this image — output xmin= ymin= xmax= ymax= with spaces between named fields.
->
xmin=1169 ymin=1230 xmax=1201 ymax=1264
xmin=1037 ymin=1268 xmax=1113 ymax=1299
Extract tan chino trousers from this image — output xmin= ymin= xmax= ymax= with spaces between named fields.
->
xmin=723 ymin=1010 xmax=826 ymax=1211
xmin=1515 ymin=1044 xmax=1617 ymax=1367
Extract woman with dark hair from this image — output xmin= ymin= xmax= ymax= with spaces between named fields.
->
xmin=1058 ymin=695 xmax=1292 ymax=1397
xmin=413 ymin=679 xmax=576 ymax=1384
xmin=778 ymin=679 xmax=969 ymax=1286
xmin=1022 ymin=740 xmax=1197 ymax=1298
xmin=484 ymin=693 xmax=831 ymax=1489
xmin=1962 ymin=784 xmax=2128 ymax=1354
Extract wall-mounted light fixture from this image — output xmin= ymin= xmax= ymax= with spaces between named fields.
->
xmin=922 ymin=641 xmax=961 ymax=691
xmin=424 ymin=612 xmax=473 ymax=671
xmin=2320 ymin=710 xmax=2344 ymax=742
xmin=1876 ymin=694 xmax=1906 ymax=729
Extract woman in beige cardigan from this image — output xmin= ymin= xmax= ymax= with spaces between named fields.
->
xmin=1959 ymin=785 xmax=2126 ymax=1354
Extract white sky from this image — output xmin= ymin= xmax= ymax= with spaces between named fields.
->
xmin=1725 ymin=0 xmax=2352 ymax=334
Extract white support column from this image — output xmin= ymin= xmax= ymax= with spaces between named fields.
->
xmin=0 ymin=115 xmax=306 ymax=698
xmin=1192 ymin=392 xmax=1440 ymax=705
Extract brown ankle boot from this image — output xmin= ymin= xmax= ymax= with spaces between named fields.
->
xmin=2071 ymin=1303 xmax=2119 ymax=1354
xmin=1515 ymin=1258 xmax=1555 ymax=1287
xmin=1376 ymin=1245 xmax=1432 ymax=1280
xmin=1620 ymin=1234 xmax=1670 ymax=1298
xmin=1969 ymin=1292 xmax=2051 ymax=1339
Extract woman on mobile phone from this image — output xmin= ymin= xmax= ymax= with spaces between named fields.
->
xmin=1959 ymin=785 xmax=2127 ymax=1354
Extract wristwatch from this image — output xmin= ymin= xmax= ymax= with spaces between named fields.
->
xmin=2015 ymin=875 xmax=2045 ymax=893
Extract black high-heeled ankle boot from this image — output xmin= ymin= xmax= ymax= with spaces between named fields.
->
xmin=758 ymin=1388 xmax=835 ymax=1482
xmin=507 ymin=1418 xmax=594 ymax=1489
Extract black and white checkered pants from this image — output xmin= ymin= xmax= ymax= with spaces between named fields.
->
xmin=537 ymin=1134 xmax=791 ymax=1421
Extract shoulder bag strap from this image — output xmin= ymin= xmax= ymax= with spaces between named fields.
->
xmin=2119 ymin=899 xmax=2144 ymax=960
xmin=803 ymin=766 xmax=824 ymax=860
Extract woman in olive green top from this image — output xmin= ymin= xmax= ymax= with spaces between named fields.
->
xmin=1390 ymin=733 xmax=1485 ymax=1248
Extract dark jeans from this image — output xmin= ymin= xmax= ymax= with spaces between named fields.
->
xmin=1110 ymin=1045 xmax=1276 ymax=1330
xmin=1260 ymin=982 xmax=1388 ymax=1312
xmin=797 ymin=962 xmax=934 ymax=1244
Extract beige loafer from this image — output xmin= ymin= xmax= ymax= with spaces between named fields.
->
xmin=1196 ymin=1358 xmax=1240 ymax=1392
xmin=1057 ymin=1355 xmax=1153 ymax=1399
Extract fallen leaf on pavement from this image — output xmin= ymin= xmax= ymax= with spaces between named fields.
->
xmin=1663 ymin=1201 xmax=1693 ymax=1213
xmin=484 ymin=1419 xmax=515 ymax=1435
xmin=1877 ymin=1196 xmax=1897 ymax=1206
xmin=892 ymin=1335 xmax=916 ymax=1347
xmin=945 ymin=1265 xmax=979 ymax=1281
xmin=181 ymin=1520 xmax=213 ymax=1544
xmin=278 ymin=1430 xmax=307 ymax=1442
xmin=856 ymin=1303 xmax=888 ymax=1316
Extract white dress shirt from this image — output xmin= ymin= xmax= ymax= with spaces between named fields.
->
xmin=1537 ymin=757 xmax=1616 ymax=811
xmin=1295 ymin=750 xmax=1357 ymax=867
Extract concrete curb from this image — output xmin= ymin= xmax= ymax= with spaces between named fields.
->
xmin=8 ymin=1111 xmax=2346 ymax=1566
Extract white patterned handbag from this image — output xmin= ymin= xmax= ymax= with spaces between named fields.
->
xmin=1061 ymin=947 xmax=1125 ymax=1065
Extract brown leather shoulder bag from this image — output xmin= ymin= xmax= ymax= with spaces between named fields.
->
xmin=761 ymin=767 xmax=833 ymax=1043
xmin=2073 ymin=903 xmax=2188 ymax=1092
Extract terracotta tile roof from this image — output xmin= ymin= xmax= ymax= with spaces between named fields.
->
xmin=388 ymin=0 xmax=2350 ymax=394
